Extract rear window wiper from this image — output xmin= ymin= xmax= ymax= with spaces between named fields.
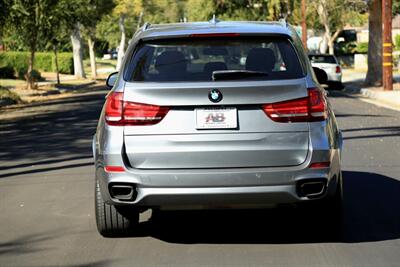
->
xmin=212 ymin=70 xmax=269 ymax=81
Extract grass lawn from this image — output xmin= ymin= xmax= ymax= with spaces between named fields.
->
xmin=83 ymin=58 xmax=117 ymax=79
xmin=0 ymin=79 xmax=26 ymax=88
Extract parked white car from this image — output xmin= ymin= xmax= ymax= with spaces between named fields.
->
xmin=309 ymin=54 xmax=343 ymax=90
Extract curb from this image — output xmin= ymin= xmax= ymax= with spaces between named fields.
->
xmin=359 ymin=88 xmax=400 ymax=106
xmin=55 ymin=81 xmax=96 ymax=93
xmin=339 ymin=85 xmax=400 ymax=111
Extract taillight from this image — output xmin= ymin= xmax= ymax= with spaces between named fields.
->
xmin=262 ymin=88 xmax=327 ymax=123
xmin=105 ymin=92 xmax=169 ymax=126
xmin=309 ymin=162 xmax=330 ymax=169
xmin=123 ymin=102 xmax=169 ymax=125
xmin=104 ymin=166 xmax=125 ymax=173
xmin=335 ymin=66 xmax=341 ymax=73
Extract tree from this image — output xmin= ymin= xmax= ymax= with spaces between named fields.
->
xmin=184 ymin=0 xmax=302 ymax=23
xmin=365 ymin=0 xmax=400 ymax=86
xmin=364 ymin=0 xmax=382 ymax=86
xmin=143 ymin=0 xmax=183 ymax=23
xmin=2 ymin=0 xmax=61 ymax=89
xmin=309 ymin=0 xmax=367 ymax=55
xmin=114 ymin=0 xmax=143 ymax=71
xmin=81 ymin=1 xmax=115 ymax=80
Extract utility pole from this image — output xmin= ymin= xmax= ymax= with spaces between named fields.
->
xmin=301 ymin=0 xmax=307 ymax=49
xmin=382 ymin=0 xmax=393 ymax=91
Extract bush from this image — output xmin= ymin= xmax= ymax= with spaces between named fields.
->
xmin=355 ymin=42 xmax=368 ymax=54
xmin=0 ymin=86 xmax=22 ymax=106
xmin=55 ymin=53 xmax=74 ymax=74
xmin=395 ymin=35 xmax=400 ymax=51
xmin=336 ymin=41 xmax=357 ymax=56
xmin=0 ymin=51 xmax=74 ymax=77
xmin=0 ymin=65 xmax=15 ymax=78
xmin=17 ymin=68 xmax=43 ymax=81
xmin=35 ymin=53 xmax=54 ymax=72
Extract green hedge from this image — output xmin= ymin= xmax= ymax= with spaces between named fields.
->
xmin=56 ymin=53 xmax=74 ymax=74
xmin=0 ymin=51 xmax=74 ymax=77
xmin=395 ymin=34 xmax=400 ymax=51
xmin=355 ymin=42 xmax=368 ymax=54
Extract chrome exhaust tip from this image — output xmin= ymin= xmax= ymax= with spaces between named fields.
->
xmin=109 ymin=184 xmax=136 ymax=201
xmin=297 ymin=179 xmax=327 ymax=198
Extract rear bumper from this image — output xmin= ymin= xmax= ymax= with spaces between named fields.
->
xmin=327 ymin=73 xmax=342 ymax=82
xmin=126 ymin=185 xmax=299 ymax=207
xmin=95 ymin=149 xmax=341 ymax=208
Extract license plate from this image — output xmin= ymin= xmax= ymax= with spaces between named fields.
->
xmin=196 ymin=108 xmax=237 ymax=129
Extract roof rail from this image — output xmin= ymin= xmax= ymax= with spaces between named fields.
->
xmin=143 ymin=22 xmax=151 ymax=31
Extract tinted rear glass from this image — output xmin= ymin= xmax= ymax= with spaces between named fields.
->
xmin=308 ymin=55 xmax=337 ymax=64
xmin=125 ymin=37 xmax=304 ymax=82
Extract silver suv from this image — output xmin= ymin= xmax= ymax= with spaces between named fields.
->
xmin=93 ymin=21 xmax=343 ymax=237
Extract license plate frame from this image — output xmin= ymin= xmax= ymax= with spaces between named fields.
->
xmin=195 ymin=107 xmax=237 ymax=129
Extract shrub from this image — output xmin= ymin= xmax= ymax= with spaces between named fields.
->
xmin=35 ymin=53 xmax=54 ymax=72
xmin=0 ymin=86 xmax=22 ymax=106
xmin=55 ymin=53 xmax=74 ymax=74
xmin=0 ymin=65 xmax=15 ymax=78
xmin=355 ymin=42 xmax=368 ymax=54
xmin=17 ymin=68 xmax=43 ymax=81
xmin=395 ymin=35 xmax=400 ymax=51
xmin=0 ymin=52 xmax=27 ymax=74
xmin=0 ymin=51 xmax=74 ymax=77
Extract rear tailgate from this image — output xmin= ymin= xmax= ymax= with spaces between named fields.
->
xmin=123 ymin=79 xmax=310 ymax=169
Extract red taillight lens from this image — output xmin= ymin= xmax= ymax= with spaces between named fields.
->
xmin=335 ymin=66 xmax=341 ymax=73
xmin=262 ymin=88 xmax=327 ymax=123
xmin=123 ymin=102 xmax=169 ymax=125
xmin=309 ymin=162 xmax=330 ymax=169
xmin=262 ymin=97 xmax=309 ymax=122
xmin=105 ymin=92 xmax=169 ymax=126
xmin=104 ymin=166 xmax=125 ymax=173
xmin=105 ymin=92 xmax=123 ymax=123
xmin=308 ymin=88 xmax=328 ymax=121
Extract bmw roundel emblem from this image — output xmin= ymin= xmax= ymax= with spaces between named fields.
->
xmin=208 ymin=89 xmax=223 ymax=103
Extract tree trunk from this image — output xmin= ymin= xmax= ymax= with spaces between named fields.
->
xmin=319 ymin=35 xmax=327 ymax=54
xmin=53 ymin=44 xmax=60 ymax=85
xmin=137 ymin=11 xmax=144 ymax=30
xmin=88 ymin=36 xmax=97 ymax=80
xmin=26 ymin=44 xmax=36 ymax=90
xmin=116 ymin=15 xmax=126 ymax=71
xmin=70 ymin=23 xmax=86 ymax=79
xmin=328 ymin=29 xmax=342 ymax=55
xmin=317 ymin=0 xmax=330 ymax=54
xmin=365 ymin=0 xmax=382 ymax=86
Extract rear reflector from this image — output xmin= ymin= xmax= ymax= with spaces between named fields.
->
xmin=105 ymin=92 xmax=169 ymax=126
xmin=262 ymin=88 xmax=327 ymax=122
xmin=104 ymin=166 xmax=125 ymax=173
xmin=336 ymin=66 xmax=341 ymax=73
xmin=309 ymin=162 xmax=330 ymax=169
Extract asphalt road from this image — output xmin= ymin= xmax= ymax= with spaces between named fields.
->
xmin=0 ymin=88 xmax=400 ymax=267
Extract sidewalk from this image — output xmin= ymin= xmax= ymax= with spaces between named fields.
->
xmin=341 ymin=69 xmax=400 ymax=111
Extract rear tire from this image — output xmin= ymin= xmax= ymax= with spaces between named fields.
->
xmin=95 ymin=180 xmax=139 ymax=237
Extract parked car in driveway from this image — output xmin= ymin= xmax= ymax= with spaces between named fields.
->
xmin=93 ymin=20 xmax=343 ymax=237
xmin=308 ymin=54 xmax=343 ymax=90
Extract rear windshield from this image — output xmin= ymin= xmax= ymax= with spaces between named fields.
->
xmin=125 ymin=37 xmax=304 ymax=82
xmin=308 ymin=55 xmax=337 ymax=64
